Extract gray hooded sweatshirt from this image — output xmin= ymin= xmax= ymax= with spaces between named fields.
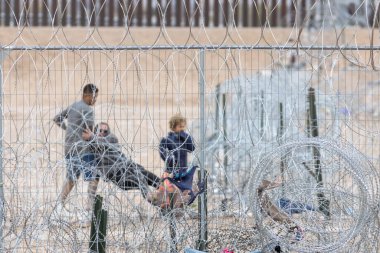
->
xmin=53 ymin=100 xmax=94 ymax=156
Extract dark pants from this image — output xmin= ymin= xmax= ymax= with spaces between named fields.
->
xmin=105 ymin=161 xmax=160 ymax=197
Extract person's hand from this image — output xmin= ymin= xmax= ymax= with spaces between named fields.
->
xmin=273 ymin=175 xmax=282 ymax=184
xmin=178 ymin=131 xmax=189 ymax=140
xmin=82 ymin=128 xmax=93 ymax=141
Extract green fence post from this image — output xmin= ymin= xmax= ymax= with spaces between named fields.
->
xmin=168 ymin=192 xmax=177 ymax=253
xmin=89 ymin=195 xmax=103 ymax=252
xmin=197 ymin=48 xmax=208 ymax=251
xmin=99 ymin=208 xmax=108 ymax=253
xmin=308 ymin=87 xmax=330 ymax=217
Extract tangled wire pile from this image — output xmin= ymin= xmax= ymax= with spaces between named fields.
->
xmin=250 ymin=138 xmax=380 ymax=252
xmin=203 ymin=68 xmax=339 ymax=196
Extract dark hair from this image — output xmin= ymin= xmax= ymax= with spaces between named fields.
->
xmin=83 ymin=83 xmax=98 ymax=95
xmin=94 ymin=122 xmax=111 ymax=135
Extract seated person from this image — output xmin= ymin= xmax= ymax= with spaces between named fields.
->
xmin=83 ymin=122 xmax=161 ymax=198
xmin=257 ymin=177 xmax=304 ymax=241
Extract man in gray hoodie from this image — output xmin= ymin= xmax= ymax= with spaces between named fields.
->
xmin=53 ymin=83 xmax=99 ymax=215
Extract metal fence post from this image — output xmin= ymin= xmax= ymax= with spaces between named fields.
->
xmin=197 ymin=48 xmax=208 ymax=251
xmin=0 ymin=48 xmax=6 ymax=252
xmin=168 ymin=192 xmax=177 ymax=253
xmin=89 ymin=195 xmax=107 ymax=253
xmin=308 ymin=87 xmax=330 ymax=217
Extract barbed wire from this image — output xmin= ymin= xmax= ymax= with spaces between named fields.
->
xmin=1 ymin=1 xmax=380 ymax=252
xmin=250 ymin=138 xmax=380 ymax=252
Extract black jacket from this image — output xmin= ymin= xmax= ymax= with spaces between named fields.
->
xmin=159 ymin=131 xmax=195 ymax=173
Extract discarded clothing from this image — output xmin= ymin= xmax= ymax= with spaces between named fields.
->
xmin=147 ymin=166 xmax=205 ymax=209
xmin=184 ymin=248 xmax=207 ymax=253
xmin=167 ymin=166 xmax=205 ymax=205
xmin=277 ymin=198 xmax=315 ymax=215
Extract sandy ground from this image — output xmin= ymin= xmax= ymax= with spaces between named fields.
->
xmin=1 ymin=27 xmax=380 ymax=252
xmin=1 ymin=26 xmax=380 ymax=46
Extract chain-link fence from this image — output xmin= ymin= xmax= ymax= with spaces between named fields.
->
xmin=1 ymin=44 xmax=380 ymax=252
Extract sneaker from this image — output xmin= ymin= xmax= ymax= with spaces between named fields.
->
xmin=54 ymin=202 xmax=75 ymax=220
xmin=159 ymin=207 xmax=171 ymax=217
xmin=77 ymin=210 xmax=92 ymax=227
xmin=294 ymin=226 xmax=304 ymax=241
xmin=77 ymin=210 xmax=92 ymax=221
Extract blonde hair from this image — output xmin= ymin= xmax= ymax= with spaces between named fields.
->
xmin=169 ymin=114 xmax=186 ymax=130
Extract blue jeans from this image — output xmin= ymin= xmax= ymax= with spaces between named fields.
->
xmin=65 ymin=153 xmax=99 ymax=181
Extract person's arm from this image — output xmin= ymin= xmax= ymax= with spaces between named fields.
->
xmin=179 ymin=131 xmax=195 ymax=152
xmin=84 ymin=132 xmax=119 ymax=145
xmin=53 ymin=108 xmax=69 ymax=130
xmin=82 ymin=128 xmax=94 ymax=141
xmin=104 ymin=133 xmax=118 ymax=144
xmin=82 ymin=108 xmax=95 ymax=132
xmin=258 ymin=177 xmax=282 ymax=192
xmin=159 ymin=138 xmax=168 ymax=162
xmin=85 ymin=133 xmax=119 ymax=157
xmin=159 ymin=137 xmax=176 ymax=168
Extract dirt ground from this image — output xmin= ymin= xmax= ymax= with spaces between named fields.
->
xmin=2 ymin=26 xmax=380 ymax=46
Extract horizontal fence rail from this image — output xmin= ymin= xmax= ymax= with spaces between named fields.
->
xmin=4 ymin=45 xmax=380 ymax=51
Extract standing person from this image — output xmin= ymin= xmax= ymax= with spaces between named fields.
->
xmin=159 ymin=113 xmax=195 ymax=177
xmin=53 ymin=83 xmax=99 ymax=216
xmin=158 ymin=113 xmax=203 ymax=206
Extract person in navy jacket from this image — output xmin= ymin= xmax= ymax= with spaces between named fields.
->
xmin=158 ymin=114 xmax=203 ymax=206
xmin=159 ymin=113 xmax=195 ymax=176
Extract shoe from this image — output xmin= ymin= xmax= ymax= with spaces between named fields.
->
xmin=54 ymin=202 xmax=75 ymax=220
xmin=294 ymin=226 xmax=304 ymax=241
xmin=159 ymin=207 xmax=172 ymax=217
xmin=76 ymin=210 xmax=92 ymax=227
xmin=77 ymin=210 xmax=93 ymax=226
xmin=187 ymin=180 xmax=206 ymax=206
